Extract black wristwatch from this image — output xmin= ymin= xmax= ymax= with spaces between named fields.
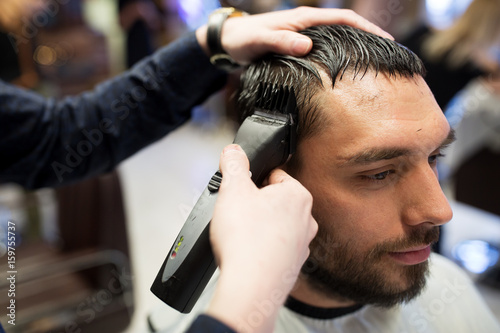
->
xmin=207 ymin=7 xmax=247 ymax=72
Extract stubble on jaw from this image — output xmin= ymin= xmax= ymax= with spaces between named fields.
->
xmin=300 ymin=226 xmax=440 ymax=308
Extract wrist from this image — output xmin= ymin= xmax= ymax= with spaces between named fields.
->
xmin=206 ymin=7 xmax=247 ymax=71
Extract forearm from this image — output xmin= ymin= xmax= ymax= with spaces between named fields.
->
xmin=0 ymin=32 xmax=227 ymax=189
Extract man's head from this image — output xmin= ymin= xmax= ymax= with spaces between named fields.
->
xmin=236 ymin=25 xmax=454 ymax=307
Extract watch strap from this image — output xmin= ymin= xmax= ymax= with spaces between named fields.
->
xmin=206 ymin=7 xmax=246 ymax=71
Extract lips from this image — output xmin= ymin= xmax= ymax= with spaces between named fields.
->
xmin=388 ymin=244 xmax=431 ymax=265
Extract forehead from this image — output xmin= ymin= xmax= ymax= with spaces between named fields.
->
xmin=308 ymin=72 xmax=449 ymax=157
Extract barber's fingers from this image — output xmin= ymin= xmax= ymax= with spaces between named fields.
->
xmin=253 ymin=30 xmax=313 ymax=57
xmin=266 ymin=168 xmax=298 ymax=185
xmin=218 ymin=144 xmax=254 ymax=190
xmin=289 ymin=7 xmax=394 ymax=40
xmin=265 ymin=168 xmax=318 ymax=241
xmin=262 ymin=168 xmax=306 ymax=189
xmin=219 ymin=7 xmax=393 ymax=64
xmin=230 ymin=7 xmax=393 ymax=59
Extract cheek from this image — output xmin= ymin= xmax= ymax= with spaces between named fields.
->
xmin=307 ymin=178 xmax=403 ymax=249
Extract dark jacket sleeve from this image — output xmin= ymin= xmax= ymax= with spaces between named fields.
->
xmin=0 ymin=32 xmax=227 ymax=189
xmin=186 ymin=315 xmax=237 ymax=333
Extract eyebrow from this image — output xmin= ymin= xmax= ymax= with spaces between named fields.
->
xmin=338 ymin=128 xmax=456 ymax=167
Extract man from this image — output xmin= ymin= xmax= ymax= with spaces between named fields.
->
xmin=154 ymin=25 xmax=500 ymax=332
xmin=238 ymin=24 xmax=500 ymax=333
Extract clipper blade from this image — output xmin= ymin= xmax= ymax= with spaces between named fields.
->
xmin=255 ymin=83 xmax=297 ymax=117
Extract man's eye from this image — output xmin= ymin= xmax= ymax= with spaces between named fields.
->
xmin=363 ymin=170 xmax=394 ymax=182
xmin=428 ymin=153 xmax=445 ymax=165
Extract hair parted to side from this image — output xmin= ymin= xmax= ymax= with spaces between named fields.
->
xmin=236 ymin=24 xmax=425 ymax=141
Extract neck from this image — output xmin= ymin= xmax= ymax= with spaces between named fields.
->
xmin=289 ymin=275 xmax=357 ymax=308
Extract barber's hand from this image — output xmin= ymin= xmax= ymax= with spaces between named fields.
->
xmin=206 ymin=144 xmax=317 ymax=332
xmin=196 ymin=6 xmax=393 ymax=65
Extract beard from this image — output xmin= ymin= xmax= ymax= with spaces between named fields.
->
xmin=301 ymin=225 xmax=440 ymax=308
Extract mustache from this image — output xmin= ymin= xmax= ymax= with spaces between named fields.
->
xmin=369 ymin=227 xmax=440 ymax=259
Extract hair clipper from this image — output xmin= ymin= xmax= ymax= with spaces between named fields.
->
xmin=151 ymin=83 xmax=298 ymax=313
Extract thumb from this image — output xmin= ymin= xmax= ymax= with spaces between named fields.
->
xmin=219 ymin=144 xmax=252 ymax=188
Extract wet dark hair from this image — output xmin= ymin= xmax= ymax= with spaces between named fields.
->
xmin=236 ymin=24 xmax=425 ymax=141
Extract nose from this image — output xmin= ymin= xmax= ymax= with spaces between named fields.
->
xmin=400 ymin=164 xmax=453 ymax=227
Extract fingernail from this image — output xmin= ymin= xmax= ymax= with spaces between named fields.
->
xmin=382 ymin=29 xmax=394 ymax=40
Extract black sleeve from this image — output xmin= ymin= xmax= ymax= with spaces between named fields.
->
xmin=0 ymin=32 xmax=227 ymax=189
xmin=186 ymin=315 xmax=237 ymax=333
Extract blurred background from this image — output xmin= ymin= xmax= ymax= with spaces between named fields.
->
xmin=0 ymin=0 xmax=499 ymax=332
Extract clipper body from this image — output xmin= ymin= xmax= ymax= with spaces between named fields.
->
xmin=151 ymin=85 xmax=297 ymax=313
